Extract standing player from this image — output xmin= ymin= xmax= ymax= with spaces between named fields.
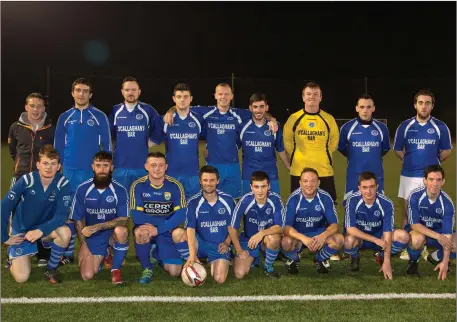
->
xmin=343 ymin=172 xmax=410 ymax=280
xmin=8 ymin=92 xmax=55 ymax=266
xmin=130 ymin=152 xmax=186 ymax=284
xmin=240 ymin=93 xmax=290 ymax=195
xmin=229 ymin=171 xmax=284 ymax=279
xmin=109 ymin=77 xmax=162 ymax=192
xmin=69 ymin=152 xmax=129 ymax=284
xmin=172 ymin=166 xmax=235 ymax=284
xmin=282 ymin=167 xmax=343 ymax=274
xmin=393 ymin=89 xmax=452 ymax=260
xmin=283 ymin=82 xmax=339 ymax=202
xmin=405 ymin=165 xmax=455 ymax=280
xmin=54 ymin=78 xmax=112 ymax=262
xmin=1 ymin=146 xmax=72 ymax=284
xmin=338 ymin=94 xmax=390 ymax=201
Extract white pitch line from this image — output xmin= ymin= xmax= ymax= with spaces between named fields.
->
xmin=1 ymin=293 xmax=455 ymax=304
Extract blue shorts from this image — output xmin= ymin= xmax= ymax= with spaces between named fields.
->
xmin=239 ymin=233 xmax=263 ymax=258
xmin=134 ymin=227 xmax=182 ymax=265
xmin=63 ymin=169 xmax=93 ymax=194
xmin=196 ymin=234 xmax=230 ymax=263
xmin=358 ymin=230 xmax=384 ymax=250
xmin=86 ymin=234 xmax=112 ymax=257
xmin=295 ymin=229 xmax=325 ymax=251
xmin=113 ymin=168 xmax=146 ymax=192
xmin=8 ymin=240 xmax=38 ymax=259
xmin=242 ymin=180 xmax=280 ymax=195
xmin=170 ymin=174 xmax=200 ymax=199
xmin=405 ymin=224 xmax=452 ymax=250
xmin=208 ymin=163 xmax=241 ymax=199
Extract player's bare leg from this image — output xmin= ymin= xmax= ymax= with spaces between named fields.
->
xmin=10 ymin=256 xmax=32 ymax=283
xmin=210 ymin=259 xmax=230 ymax=283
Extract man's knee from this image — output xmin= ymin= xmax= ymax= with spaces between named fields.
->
xmin=281 ymin=236 xmax=295 ymax=251
xmin=81 ymin=269 xmax=96 ymax=281
xmin=393 ymin=229 xmax=410 ymax=244
xmin=409 ymin=231 xmax=426 ymax=249
xmin=165 ymin=264 xmax=182 ymax=277
xmin=171 ymin=228 xmax=186 ymax=243
xmin=344 ymin=234 xmax=358 ymax=248
xmin=213 ymin=272 xmax=227 ymax=284
xmin=265 ymin=234 xmax=281 ymax=249
xmin=114 ymin=226 xmax=129 ymax=242
xmin=11 ymin=270 xmax=30 ymax=283
xmin=328 ymin=233 xmax=344 ymax=249
xmin=134 ymin=227 xmax=149 ymax=243
xmin=55 ymin=225 xmax=72 ymax=244
xmin=233 ymin=266 xmax=248 ymax=279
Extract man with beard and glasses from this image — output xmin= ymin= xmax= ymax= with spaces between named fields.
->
xmin=393 ymin=89 xmax=452 ymax=260
xmin=69 ymin=151 xmax=129 ymax=284
xmin=239 ymin=93 xmax=290 ymax=195
xmin=172 ymin=165 xmax=235 ymax=284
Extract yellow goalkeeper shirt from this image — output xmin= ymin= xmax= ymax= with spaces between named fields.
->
xmin=283 ymin=108 xmax=339 ymax=177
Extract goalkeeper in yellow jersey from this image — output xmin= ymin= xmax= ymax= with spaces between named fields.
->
xmin=283 ymin=82 xmax=339 ymax=203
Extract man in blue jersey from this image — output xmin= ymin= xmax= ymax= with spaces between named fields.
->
xmin=343 ymin=172 xmax=410 ymax=279
xmin=405 ymin=165 xmax=455 ymax=280
xmin=338 ymin=94 xmax=390 ymax=201
xmin=393 ymin=89 xmax=452 ymax=260
xmin=240 ymin=93 xmax=290 ymax=195
xmin=54 ymin=78 xmax=112 ymax=263
xmin=172 ymin=166 xmax=235 ymax=284
xmin=70 ymin=152 xmax=129 ymax=284
xmin=1 ymin=146 xmax=72 ymax=285
xmin=152 ymin=84 xmax=204 ymax=199
xmin=130 ymin=151 xmax=187 ymax=284
xmin=229 ymin=171 xmax=284 ymax=278
xmin=109 ymin=77 xmax=162 ymax=192
xmin=282 ymin=167 xmax=344 ymax=274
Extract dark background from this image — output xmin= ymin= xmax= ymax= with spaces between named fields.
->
xmin=2 ymin=2 xmax=455 ymax=139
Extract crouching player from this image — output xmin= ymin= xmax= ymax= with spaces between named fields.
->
xmin=70 ymin=152 xmax=129 ymax=284
xmin=1 ymin=146 xmax=72 ymax=284
xmin=282 ymin=167 xmax=343 ymax=274
xmin=229 ymin=171 xmax=284 ymax=279
xmin=172 ymin=166 xmax=235 ymax=284
xmin=130 ymin=152 xmax=186 ymax=284
xmin=406 ymin=165 xmax=456 ymax=280
xmin=344 ymin=171 xmax=410 ymax=279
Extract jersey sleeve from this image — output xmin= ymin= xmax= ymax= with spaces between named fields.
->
xmin=407 ymin=192 xmax=421 ymax=225
xmin=129 ymin=181 xmax=145 ymax=225
xmin=282 ymin=114 xmax=296 ymax=156
xmin=230 ymin=197 xmax=248 ymax=229
xmin=108 ymin=108 xmax=116 ymax=139
xmin=233 ymin=108 xmax=252 ymax=121
xmin=328 ymin=115 xmax=339 ymax=153
xmin=285 ymin=195 xmax=298 ymax=227
xmin=344 ymin=196 xmax=358 ymax=228
xmin=116 ymin=186 xmax=130 ymax=218
xmin=184 ymin=200 xmax=197 ymax=229
xmin=337 ymin=123 xmax=349 ymax=157
xmin=190 ymin=106 xmax=212 ymax=115
xmin=382 ymin=201 xmax=394 ymax=233
xmin=272 ymin=196 xmax=285 ymax=227
xmin=323 ymin=194 xmax=338 ymax=225
xmin=8 ymin=124 xmax=17 ymax=161
xmin=393 ymin=122 xmax=406 ymax=152
xmin=438 ymin=122 xmax=452 ymax=151
xmin=441 ymin=197 xmax=455 ymax=235
xmin=148 ymin=106 xmax=163 ymax=145
xmin=54 ymin=113 xmax=66 ymax=159
xmin=1 ymin=176 xmax=26 ymax=243
xmin=157 ymin=181 xmax=187 ymax=235
xmin=274 ymin=125 xmax=285 ymax=153
xmin=99 ymin=111 xmax=112 ymax=152
xmin=381 ymin=123 xmax=391 ymax=156
xmin=69 ymin=185 xmax=86 ymax=222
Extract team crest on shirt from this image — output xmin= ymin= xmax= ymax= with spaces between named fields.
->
xmin=436 ymin=208 xmax=443 ymax=214
xmin=8 ymin=193 xmax=15 ymax=200
xmin=164 ymin=192 xmax=171 ymax=200
xmin=64 ymin=200 xmax=70 ymax=207
xmin=189 ymin=122 xmax=196 ymax=128
xmin=218 ymin=208 xmax=226 ymax=214
xmin=309 ymin=122 xmax=315 ymax=128
xmin=136 ymin=114 xmax=144 ymax=120
xmin=315 ymin=205 xmax=321 ymax=211
xmin=264 ymin=130 xmax=271 ymax=136
xmin=106 ymin=196 xmax=115 ymax=203
xmin=30 ymin=190 xmax=36 ymax=195
xmin=227 ymin=117 xmax=234 ymax=121
xmin=374 ymin=210 xmax=381 ymax=217
xmin=427 ymin=128 xmax=435 ymax=134
xmin=265 ymin=208 xmax=272 ymax=215
xmin=371 ymin=130 xmax=379 ymax=136
xmin=87 ymin=119 xmax=95 ymax=126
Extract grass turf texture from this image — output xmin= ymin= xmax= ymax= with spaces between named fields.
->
xmin=1 ymin=143 xmax=456 ymax=321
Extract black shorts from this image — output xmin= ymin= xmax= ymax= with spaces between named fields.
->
xmin=290 ymin=175 xmax=337 ymax=203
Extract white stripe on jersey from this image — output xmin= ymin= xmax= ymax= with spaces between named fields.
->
xmin=354 ymin=198 xmax=364 ymax=214
xmin=203 ymin=107 xmax=218 ymax=119
xmin=244 ymin=199 xmax=256 ymax=215
xmin=93 ymin=107 xmax=112 ymax=150
xmin=112 ymin=179 xmax=130 ymax=217
xmin=429 ymin=119 xmax=441 ymax=139
xmin=229 ymin=109 xmax=243 ymax=124
xmin=403 ymin=118 xmax=416 ymax=139
xmin=316 ymin=193 xmax=326 ymax=213
xmin=439 ymin=195 xmax=445 ymax=216
xmin=85 ymin=184 xmax=96 ymax=199
xmin=189 ymin=112 xmax=202 ymax=134
xmin=108 ymin=183 xmax=119 ymax=205
xmin=56 ymin=177 xmax=66 ymax=189
xmin=372 ymin=121 xmax=384 ymax=142
xmin=87 ymin=110 xmax=100 ymax=126
xmin=218 ymin=195 xmax=233 ymax=217
xmin=266 ymin=198 xmax=276 ymax=214
xmin=231 ymin=192 xmax=253 ymax=227
xmin=137 ymin=104 xmax=150 ymax=125
xmin=63 ymin=110 xmax=77 ymax=127
xmin=113 ymin=105 xmax=125 ymax=126
xmin=347 ymin=120 xmax=359 ymax=141
xmin=240 ymin=120 xmax=252 ymax=141
xmin=195 ymin=197 xmax=205 ymax=219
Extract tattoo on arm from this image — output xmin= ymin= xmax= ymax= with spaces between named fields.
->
xmin=95 ymin=218 xmax=128 ymax=231
xmin=75 ymin=220 xmax=86 ymax=245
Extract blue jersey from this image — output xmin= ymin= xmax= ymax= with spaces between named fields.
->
xmin=344 ymin=192 xmax=394 ymax=236
xmin=239 ymin=119 xmax=284 ymax=181
xmin=130 ymin=175 xmax=187 ymax=234
xmin=338 ymin=118 xmax=390 ymax=194
xmin=192 ymin=106 xmax=251 ymax=164
xmin=1 ymin=172 xmax=71 ymax=243
xmin=394 ymin=117 xmax=452 ymax=177
xmin=109 ymin=102 xmax=162 ymax=169
xmin=230 ymin=191 xmax=284 ymax=238
xmin=69 ymin=179 xmax=129 ymax=241
xmin=285 ymin=188 xmax=338 ymax=234
xmin=185 ymin=190 xmax=235 ymax=244
xmin=54 ymin=106 xmax=112 ymax=171
xmin=407 ymin=187 xmax=455 ymax=234
xmin=159 ymin=111 xmax=204 ymax=176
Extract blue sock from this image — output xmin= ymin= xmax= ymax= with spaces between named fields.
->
xmin=344 ymin=247 xmax=359 ymax=258
xmin=47 ymin=242 xmax=66 ymax=270
xmin=391 ymin=241 xmax=408 ymax=256
xmin=135 ymin=242 xmax=153 ymax=270
xmin=41 ymin=240 xmax=52 ymax=249
xmin=407 ymin=247 xmax=422 ymax=262
xmin=112 ymin=242 xmax=129 ymax=270
xmin=264 ymin=248 xmax=280 ymax=271
xmin=316 ymin=244 xmax=338 ymax=262
xmin=64 ymin=222 xmax=76 ymax=257
xmin=282 ymin=249 xmax=299 ymax=262
xmin=175 ymin=241 xmax=190 ymax=261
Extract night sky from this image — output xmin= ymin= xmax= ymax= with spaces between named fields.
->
xmin=2 ymin=1 xmax=456 ymax=138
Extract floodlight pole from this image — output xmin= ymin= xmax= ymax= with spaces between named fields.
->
xmin=231 ymin=72 xmax=235 ymax=108
xmin=45 ymin=66 xmax=51 ymax=113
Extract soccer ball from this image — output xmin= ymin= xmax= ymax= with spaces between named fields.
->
xmin=181 ymin=263 xmax=207 ymax=287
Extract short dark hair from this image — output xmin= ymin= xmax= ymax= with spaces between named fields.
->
xmin=357 ymin=94 xmax=375 ymax=106
xmin=302 ymin=82 xmax=321 ymax=95
xmin=215 ymin=83 xmax=232 ymax=91
xmin=38 ymin=145 xmax=60 ymax=163
xmin=199 ymin=165 xmax=219 ymax=180
xmin=358 ymin=171 xmax=377 ymax=185
xmin=173 ymin=83 xmax=192 ymax=96
xmin=146 ymin=151 xmax=167 ymax=163
xmin=72 ymin=78 xmax=92 ymax=93
xmin=93 ymin=151 xmax=113 ymax=163
xmin=122 ymin=76 xmax=140 ymax=88
xmin=414 ymin=89 xmax=435 ymax=105
xmin=300 ymin=167 xmax=319 ymax=179
xmin=25 ymin=93 xmax=45 ymax=105
xmin=250 ymin=171 xmax=270 ymax=184
xmin=249 ymin=93 xmax=268 ymax=106
xmin=424 ymin=164 xmax=445 ymax=180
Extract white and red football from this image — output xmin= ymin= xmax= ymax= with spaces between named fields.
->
xmin=181 ymin=263 xmax=207 ymax=287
